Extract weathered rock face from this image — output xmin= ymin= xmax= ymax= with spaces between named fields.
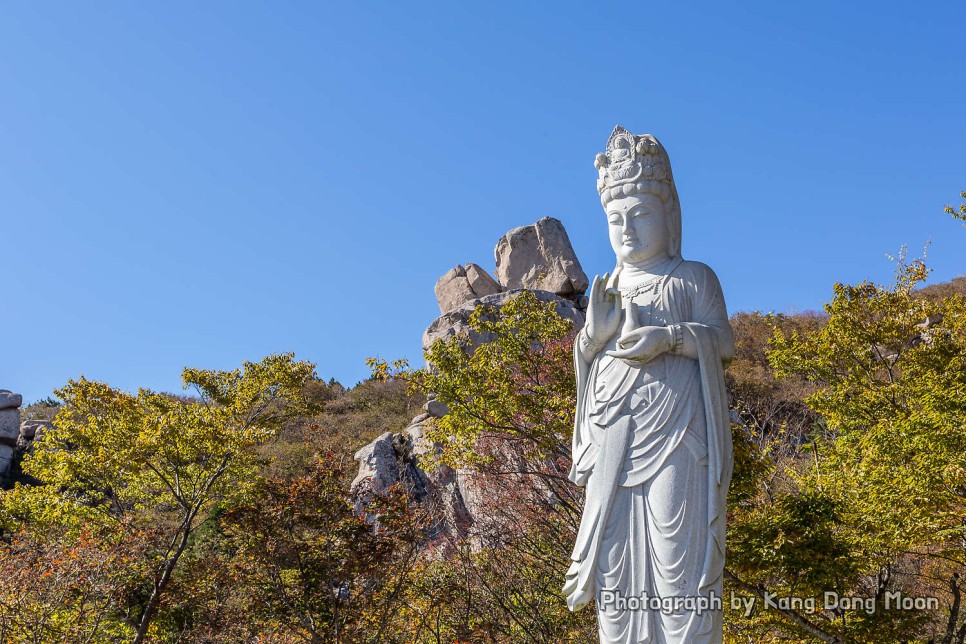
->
xmin=19 ymin=420 xmax=51 ymax=442
xmin=494 ymin=217 xmax=589 ymax=299
xmin=0 ymin=392 xmax=53 ymax=481
xmin=423 ymin=288 xmax=585 ymax=352
xmin=351 ymin=432 xmax=400 ymax=502
xmin=351 ymin=400 xmax=474 ymax=543
xmin=0 ymin=409 xmax=19 ymax=446
xmin=405 ymin=422 xmax=473 ymax=541
xmin=434 ymin=263 xmax=503 ymax=313
xmin=0 ymin=394 xmax=21 ymax=446
xmin=0 ymin=391 xmax=22 ymax=410
xmin=0 ymin=391 xmax=22 ymax=478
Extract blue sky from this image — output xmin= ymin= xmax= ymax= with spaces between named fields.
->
xmin=2 ymin=1 xmax=964 ymax=403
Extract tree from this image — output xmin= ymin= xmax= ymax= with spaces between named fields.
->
xmin=1 ymin=353 xmax=319 ymax=642
xmin=218 ymin=454 xmax=425 ymax=644
xmin=413 ymin=291 xmax=596 ymax=642
xmin=0 ymin=522 xmax=156 ymax=643
xmin=749 ymin=253 xmax=966 ymax=642
xmin=946 ymin=190 xmax=966 ymax=223
xmin=418 ymin=291 xmax=577 ymax=469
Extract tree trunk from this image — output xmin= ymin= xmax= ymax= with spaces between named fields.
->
xmin=131 ymin=515 xmax=194 ymax=644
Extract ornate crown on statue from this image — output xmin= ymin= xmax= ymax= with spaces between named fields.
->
xmin=595 ymin=125 xmax=675 ymax=204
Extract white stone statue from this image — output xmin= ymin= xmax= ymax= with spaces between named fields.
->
xmin=563 ymin=126 xmax=734 ymax=643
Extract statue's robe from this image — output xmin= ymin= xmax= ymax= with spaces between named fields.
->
xmin=563 ymin=258 xmax=733 ymax=644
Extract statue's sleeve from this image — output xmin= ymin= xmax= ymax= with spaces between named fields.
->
xmin=689 ymin=263 xmax=735 ymax=365
xmin=569 ymin=339 xmax=597 ymax=487
xmin=677 ymin=263 xmax=734 ymax=587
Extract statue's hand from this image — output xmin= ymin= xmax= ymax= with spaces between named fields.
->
xmin=583 ymin=272 xmax=622 ymax=350
xmin=606 ymin=326 xmax=673 ymax=366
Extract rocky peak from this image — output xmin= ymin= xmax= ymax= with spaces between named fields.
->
xmin=353 ymin=217 xmax=587 ymax=545
xmin=434 ymin=263 xmax=503 ymax=314
xmin=494 ymin=216 xmax=589 ymax=299
xmin=423 ymin=217 xmax=588 ymax=352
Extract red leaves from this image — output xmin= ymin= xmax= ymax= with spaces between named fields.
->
xmin=213 ymin=455 xmax=425 ymax=642
xmin=0 ymin=521 xmax=160 ymax=641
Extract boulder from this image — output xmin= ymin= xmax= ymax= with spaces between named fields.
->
xmin=20 ymin=419 xmax=53 ymax=441
xmin=351 ymin=413 xmax=476 ymax=543
xmin=411 ymin=411 xmax=432 ymax=424
xmin=494 ymin=217 xmax=589 ymax=299
xmin=0 ymin=390 xmax=22 ymax=410
xmin=351 ymin=431 xmax=400 ymax=497
xmin=434 ymin=263 xmax=503 ymax=313
xmin=0 ymin=408 xmax=20 ymax=446
xmin=405 ymin=421 xmax=437 ymax=461
xmin=422 ymin=288 xmax=585 ymax=352
xmin=424 ymin=399 xmax=450 ymax=418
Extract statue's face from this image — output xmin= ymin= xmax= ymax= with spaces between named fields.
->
xmin=605 ymin=192 xmax=670 ymax=266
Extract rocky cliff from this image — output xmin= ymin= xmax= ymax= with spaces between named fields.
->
xmin=351 ymin=217 xmax=588 ymax=544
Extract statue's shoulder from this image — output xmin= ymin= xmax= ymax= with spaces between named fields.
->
xmin=670 ymin=259 xmax=721 ymax=287
xmin=669 ymin=260 xmax=728 ymax=318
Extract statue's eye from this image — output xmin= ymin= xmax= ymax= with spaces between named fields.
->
xmin=608 ymin=215 xmax=623 ymax=225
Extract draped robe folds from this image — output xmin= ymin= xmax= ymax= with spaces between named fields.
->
xmin=563 ymin=258 xmax=733 ymax=644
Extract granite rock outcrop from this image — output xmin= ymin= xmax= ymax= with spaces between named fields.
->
xmin=434 ymin=263 xmax=503 ymax=314
xmin=354 ymin=217 xmax=587 ymax=543
xmin=494 ymin=216 xmax=589 ymax=299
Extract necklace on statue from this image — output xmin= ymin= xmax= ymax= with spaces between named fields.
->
xmin=618 ymin=275 xmax=663 ymax=300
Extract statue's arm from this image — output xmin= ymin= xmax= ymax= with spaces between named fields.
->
xmin=569 ymin=333 xmax=597 ymax=486
xmin=661 ymin=261 xmax=734 ymax=363
xmin=575 ymin=326 xmax=606 ymax=364
xmin=669 ymin=317 xmax=734 ymax=363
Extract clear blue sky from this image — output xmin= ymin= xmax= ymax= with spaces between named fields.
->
xmin=2 ymin=2 xmax=964 ymax=404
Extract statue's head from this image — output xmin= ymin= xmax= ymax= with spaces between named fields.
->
xmin=595 ymin=126 xmax=681 ymax=267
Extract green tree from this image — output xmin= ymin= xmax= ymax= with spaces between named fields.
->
xmin=1 ymin=353 xmax=319 ymax=643
xmin=756 ymin=254 xmax=966 ymax=642
xmin=418 ymin=291 xmax=577 ymax=469
xmin=412 ymin=291 xmax=595 ymax=642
